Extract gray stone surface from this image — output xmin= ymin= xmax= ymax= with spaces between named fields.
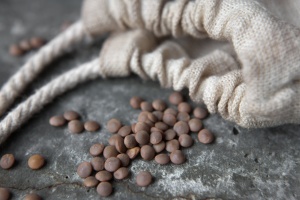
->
xmin=0 ymin=1 xmax=300 ymax=200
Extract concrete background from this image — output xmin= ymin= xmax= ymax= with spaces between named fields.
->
xmin=0 ymin=1 xmax=299 ymax=199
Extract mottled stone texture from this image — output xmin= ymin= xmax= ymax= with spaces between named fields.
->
xmin=0 ymin=1 xmax=299 ymax=199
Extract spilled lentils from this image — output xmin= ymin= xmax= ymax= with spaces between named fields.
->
xmin=75 ymin=91 xmax=214 ymax=197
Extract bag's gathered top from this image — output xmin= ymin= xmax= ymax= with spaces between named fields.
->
xmin=0 ymin=0 xmax=300 ymax=145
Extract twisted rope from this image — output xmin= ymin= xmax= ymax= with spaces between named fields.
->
xmin=0 ymin=59 xmax=99 ymax=145
xmin=0 ymin=21 xmax=87 ymax=117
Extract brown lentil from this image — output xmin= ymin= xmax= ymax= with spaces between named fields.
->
xmin=169 ymin=92 xmax=184 ymax=105
xmin=19 ymin=39 xmax=32 ymax=51
xmin=177 ymin=112 xmax=190 ymax=122
xmin=103 ymin=146 xmax=119 ymax=158
xmin=95 ymin=170 xmax=112 ymax=182
xmin=9 ymin=44 xmax=24 ymax=56
xmin=124 ymin=135 xmax=137 ymax=149
xmin=49 ymin=115 xmax=66 ymax=127
xmin=104 ymin=157 xmax=121 ymax=172
xmin=178 ymin=134 xmax=194 ymax=148
xmin=109 ymin=134 xmax=121 ymax=146
xmin=138 ymin=111 xmax=149 ymax=122
xmin=188 ymin=118 xmax=202 ymax=132
xmin=135 ymin=130 xmax=150 ymax=145
xmin=173 ymin=121 xmax=190 ymax=136
xmin=115 ymin=136 xmax=127 ymax=153
xmin=28 ymin=154 xmax=45 ymax=170
xmin=130 ymin=96 xmax=143 ymax=109
xmin=23 ymin=193 xmax=42 ymax=200
xmin=63 ymin=110 xmax=80 ymax=121
xmin=68 ymin=120 xmax=84 ymax=134
xmin=164 ymin=108 xmax=178 ymax=116
xmin=135 ymin=122 xmax=150 ymax=133
xmin=151 ymin=127 xmax=163 ymax=133
xmin=198 ymin=129 xmax=214 ymax=144
xmin=131 ymin=123 xmax=136 ymax=133
xmin=178 ymin=102 xmax=192 ymax=113
xmin=0 ymin=154 xmax=15 ymax=169
xmin=152 ymin=99 xmax=167 ymax=111
xmin=114 ymin=167 xmax=129 ymax=180
xmin=30 ymin=37 xmax=46 ymax=48
xmin=90 ymin=157 xmax=105 ymax=171
xmin=147 ymin=112 xmax=158 ymax=123
xmin=136 ymin=171 xmax=152 ymax=187
xmin=193 ymin=107 xmax=208 ymax=119
xmin=144 ymin=119 xmax=154 ymax=127
xmin=153 ymin=141 xmax=166 ymax=153
xmin=155 ymin=122 xmax=169 ymax=131
xmin=117 ymin=154 xmax=130 ymax=167
xmin=84 ymin=121 xmax=100 ymax=132
xmin=140 ymin=101 xmax=153 ymax=112
xmin=152 ymin=111 xmax=163 ymax=121
xmin=140 ymin=145 xmax=155 ymax=160
xmin=0 ymin=188 xmax=10 ymax=200
xmin=162 ymin=113 xmax=177 ymax=126
xmin=150 ymin=131 xmax=162 ymax=145
xmin=89 ymin=143 xmax=105 ymax=156
xmin=166 ymin=139 xmax=180 ymax=153
xmin=118 ymin=126 xmax=132 ymax=137
xmin=107 ymin=118 xmax=122 ymax=133
xmin=164 ymin=129 xmax=176 ymax=141
xmin=77 ymin=161 xmax=92 ymax=178
xmin=170 ymin=150 xmax=186 ymax=164
xmin=97 ymin=182 xmax=113 ymax=197
xmin=126 ymin=147 xmax=140 ymax=159
xmin=155 ymin=154 xmax=170 ymax=165
xmin=83 ymin=176 xmax=99 ymax=188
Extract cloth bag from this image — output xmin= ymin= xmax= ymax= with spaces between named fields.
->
xmin=82 ymin=0 xmax=300 ymax=128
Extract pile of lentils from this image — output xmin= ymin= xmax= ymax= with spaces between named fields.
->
xmin=76 ymin=91 xmax=215 ymax=197
xmin=0 ymin=91 xmax=214 ymax=199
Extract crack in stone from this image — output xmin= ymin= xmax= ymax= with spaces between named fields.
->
xmin=2 ymin=181 xmax=83 ymax=191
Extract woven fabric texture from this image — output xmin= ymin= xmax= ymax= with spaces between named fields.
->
xmin=82 ymin=0 xmax=300 ymax=128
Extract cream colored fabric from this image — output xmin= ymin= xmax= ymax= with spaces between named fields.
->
xmin=82 ymin=0 xmax=300 ymax=128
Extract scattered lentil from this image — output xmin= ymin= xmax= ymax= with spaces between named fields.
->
xmin=169 ymin=92 xmax=183 ymax=105
xmin=0 ymin=154 xmax=15 ymax=169
xmin=83 ymin=176 xmax=99 ymax=188
xmin=155 ymin=154 xmax=170 ymax=165
xmin=136 ymin=171 xmax=152 ymax=187
xmin=63 ymin=110 xmax=80 ymax=121
xmin=89 ymin=143 xmax=105 ymax=156
xmin=178 ymin=102 xmax=192 ymax=113
xmin=49 ymin=115 xmax=66 ymax=127
xmin=103 ymin=146 xmax=119 ymax=158
xmin=97 ymin=182 xmax=113 ymax=197
xmin=104 ymin=157 xmax=121 ymax=172
xmin=28 ymin=154 xmax=45 ymax=170
xmin=130 ymin=96 xmax=143 ymax=109
xmin=77 ymin=161 xmax=92 ymax=178
xmin=95 ymin=170 xmax=112 ymax=182
xmin=84 ymin=121 xmax=100 ymax=132
xmin=107 ymin=118 xmax=122 ymax=133
xmin=198 ymin=129 xmax=214 ymax=144
xmin=170 ymin=150 xmax=186 ymax=164
xmin=90 ymin=157 xmax=105 ymax=171
xmin=114 ymin=167 xmax=129 ymax=180
xmin=68 ymin=120 xmax=84 ymax=134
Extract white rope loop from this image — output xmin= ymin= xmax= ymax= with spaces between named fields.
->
xmin=0 ymin=59 xmax=99 ymax=145
xmin=0 ymin=21 xmax=87 ymax=117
